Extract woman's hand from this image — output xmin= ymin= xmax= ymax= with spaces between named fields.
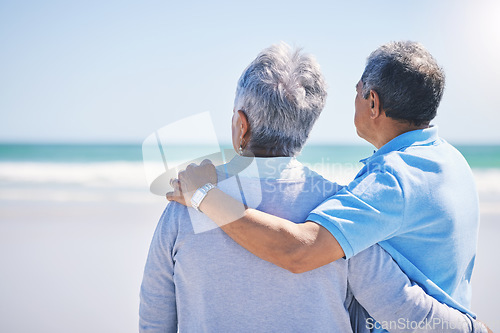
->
xmin=166 ymin=159 xmax=217 ymax=207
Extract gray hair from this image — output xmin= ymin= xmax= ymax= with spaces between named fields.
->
xmin=234 ymin=42 xmax=327 ymax=156
xmin=361 ymin=41 xmax=445 ymax=126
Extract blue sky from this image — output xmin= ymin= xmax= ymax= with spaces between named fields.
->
xmin=1 ymin=0 xmax=499 ymax=145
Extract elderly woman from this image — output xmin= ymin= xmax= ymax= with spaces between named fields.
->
xmin=143 ymin=43 xmax=486 ymax=332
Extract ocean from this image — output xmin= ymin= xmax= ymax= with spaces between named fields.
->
xmin=0 ymin=143 xmax=499 ymax=332
xmin=2 ymin=143 xmax=500 ymax=166
xmin=1 ymin=143 xmax=500 ymax=202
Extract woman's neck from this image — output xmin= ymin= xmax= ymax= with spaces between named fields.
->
xmin=243 ymin=147 xmax=290 ymax=158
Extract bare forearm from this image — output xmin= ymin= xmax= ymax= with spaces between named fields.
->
xmin=167 ymin=162 xmax=344 ymax=272
xmin=200 ymin=189 xmax=344 ymax=272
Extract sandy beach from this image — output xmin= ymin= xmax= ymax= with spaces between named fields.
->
xmin=0 ymin=163 xmax=499 ymax=332
xmin=0 ymin=198 xmax=163 ymax=333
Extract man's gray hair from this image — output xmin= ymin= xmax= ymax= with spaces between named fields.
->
xmin=234 ymin=43 xmax=327 ymax=156
xmin=361 ymin=41 xmax=445 ymax=126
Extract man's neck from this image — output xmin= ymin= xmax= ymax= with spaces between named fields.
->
xmin=372 ymin=120 xmax=430 ymax=149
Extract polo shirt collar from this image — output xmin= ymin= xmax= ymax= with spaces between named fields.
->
xmin=361 ymin=125 xmax=439 ymax=164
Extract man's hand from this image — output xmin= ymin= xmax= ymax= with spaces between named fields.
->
xmin=166 ymin=159 xmax=217 ymax=207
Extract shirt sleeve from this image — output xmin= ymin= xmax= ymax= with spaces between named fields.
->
xmin=348 ymin=245 xmax=487 ymax=333
xmin=139 ymin=204 xmax=178 ymax=333
xmin=307 ymin=170 xmax=405 ymax=259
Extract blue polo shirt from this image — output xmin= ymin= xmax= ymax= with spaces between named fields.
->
xmin=308 ymin=126 xmax=479 ymax=316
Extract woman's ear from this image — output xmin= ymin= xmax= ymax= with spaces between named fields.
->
xmin=237 ymin=110 xmax=250 ymax=142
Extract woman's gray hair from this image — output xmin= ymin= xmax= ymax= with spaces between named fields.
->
xmin=234 ymin=42 xmax=327 ymax=156
xmin=361 ymin=41 xmax=445 ymax=126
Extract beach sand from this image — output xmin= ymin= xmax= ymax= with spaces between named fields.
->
xmin=471 ymin=171 xmax=500 ymax=331
xmin=0 ymin=167 xmax=499 ymax=332
xmin=0 ymin=198 xmax=164 ymax=333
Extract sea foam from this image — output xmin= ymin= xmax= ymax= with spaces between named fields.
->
xmin=1 ymin=162 xmax=499 ymax=207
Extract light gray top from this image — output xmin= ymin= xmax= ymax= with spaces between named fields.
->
xmin=348 ymin=245 xmax=486 ymax=332
xmin=139 ymin=156 xmax=485 ymax=333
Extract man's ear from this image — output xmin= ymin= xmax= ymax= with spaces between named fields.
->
xmin=369 ymin=90 xmax=382 ymax=119
xmin=237 ymin=110 xmax=250 ymax=141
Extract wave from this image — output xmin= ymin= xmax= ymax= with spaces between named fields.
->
xmin=0 ymin=162 xmax=152 ymax=203
xmin=0 ymin=162 xmax=148 ymax=188
xmin=1 ymin=162 xmax=499 ymax=205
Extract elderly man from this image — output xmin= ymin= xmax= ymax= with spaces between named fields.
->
xmin=168 ymin=41 xmax=488 ymax=330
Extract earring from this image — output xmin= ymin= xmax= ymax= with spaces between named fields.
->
xmin=238 ymin=138 xmax=244 ymax=155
